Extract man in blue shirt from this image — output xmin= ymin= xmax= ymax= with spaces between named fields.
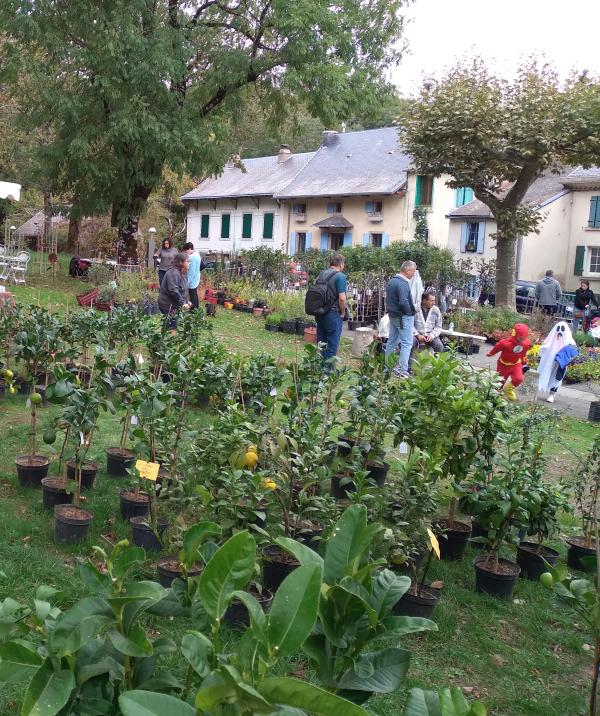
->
xmin=385 ymin=260 xmax=417 ymax=377
xmin=184 ymin=242 xmax=201 ymax=310
xmin=315 ymin=254 xmax=347 ymax=363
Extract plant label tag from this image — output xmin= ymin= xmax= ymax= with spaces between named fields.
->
xmin=79 ymin=431 xmax=85 ymax=445
xmin=130 ymin=415 xmax=138 ymax=426
xmin=136 ymin=353 xmax=144 ymax=365
xmin=399 ymin=442 xmax=408 ymax=454
xmin=136 ymin=460 xmax=159 ymax=482
xmin=270 ymin=387 xmax=277 ymax=397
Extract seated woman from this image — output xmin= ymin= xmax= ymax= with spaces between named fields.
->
xmin=412 ymin=291 xmax=444 ymax=353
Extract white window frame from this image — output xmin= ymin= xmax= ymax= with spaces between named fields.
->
xmin=588 ymin=246 xmax=600 ymax=275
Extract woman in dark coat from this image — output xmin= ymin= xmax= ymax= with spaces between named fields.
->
xmin=157 ymin=252 xmax=191 ymax=332
xmin=573 ymin=280 xmax=598 ymax=332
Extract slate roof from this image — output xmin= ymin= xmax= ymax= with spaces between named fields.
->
xmin=561 ymin=166 xmax=600 ymax=187
xmin=276 ymin=127 xmax=409 ymax=198
xmin=16 ymin=211 xmax=67 ymax=236
xmin=313 ymin=215 xmax=354 ymax=229
xmin=181 ymin=152 xmax=316 ymax=200
xmin=447 ymin=173 xmax=569 ymax=219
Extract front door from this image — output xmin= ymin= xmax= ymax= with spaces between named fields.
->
xmin=330 ymin=233 xmax=344 ymax=251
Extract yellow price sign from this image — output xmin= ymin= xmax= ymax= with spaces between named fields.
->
xmin=426 ymin=527 xmax=441 ymax=560
xmin=135 ymin=460 xmax=160 ymax=482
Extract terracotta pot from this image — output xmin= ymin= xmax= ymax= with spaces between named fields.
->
xmin=252 ymin=307 xmax=264 ymax=317
xmin=224 ymin=302 xmax=234 ymax=310
xmin=304 ymin=326 xmax=317 ymax=344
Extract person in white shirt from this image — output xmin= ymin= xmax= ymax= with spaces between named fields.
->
xmin=413 ymin=291 xmax=444 ymax=353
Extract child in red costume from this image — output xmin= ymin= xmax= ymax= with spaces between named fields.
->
xmin=486 ymin=323 xmax=531 ymax=387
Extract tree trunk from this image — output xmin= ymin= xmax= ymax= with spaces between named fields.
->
xmin=66 ymin=213 xmax=81 ymax=254
xmin=494 ymin=235 xmax=517 ymax=310
xmin=111 ymin=186 xmax=151 ymax=262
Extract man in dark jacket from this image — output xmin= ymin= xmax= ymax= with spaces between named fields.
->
xmin=315 ymin=254 xmax=347 ymax=363
xmin=535 ymin=270 xmax=562 ymax=315
xmin=385 ymin=260 xmax=417 ymax=377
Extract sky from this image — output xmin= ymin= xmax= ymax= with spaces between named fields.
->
xmin=392 ymin=0 xmax=600 ymax=96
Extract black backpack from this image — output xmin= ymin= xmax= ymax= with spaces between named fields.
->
xmin=304 ymin=269 xmax=340 ymax=317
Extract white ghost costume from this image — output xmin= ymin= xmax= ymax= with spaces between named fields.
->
xmin=537 ymin=321 xmax=576 ymax=395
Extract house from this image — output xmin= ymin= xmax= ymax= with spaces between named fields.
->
xmin=446 ymin=167 xmax=600 ymax=292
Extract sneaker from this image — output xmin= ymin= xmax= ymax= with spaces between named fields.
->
xmin=546 ymin=395 xmax=555 ymax=403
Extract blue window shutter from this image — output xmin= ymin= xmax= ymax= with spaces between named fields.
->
xmin=365 ymin=201 xmax=374 ymax=214
xmin=289 ymin=232 xmax=296 ymax=256
xmin=320 ymin=233 xmax=329 ymax=251
xmin=327 ymin=202 xmax=335 ymax=214
xmin=382 ymin=233 xmax=390 ymax=248
xmin=590 ymin=196 xmax=600 ymax=228
xmin=414 ymin=176 xmax=421 ymax=207
xmin=343 ymin=232 xmax=352 ymax=247
xmin=460 ymin=223 xmax=468 ymax=252
xmin=455 ymin=188 xmax=464 ymax=207
xmin=465 ymin=188 xmax=474 ymax=203
xmin=306 ymin=232 xmax=312 ymax=249
xmin=362 ymin=233 xmax=370 ymax=246
xmin=477 ymin=222 xmax=485 ymax=253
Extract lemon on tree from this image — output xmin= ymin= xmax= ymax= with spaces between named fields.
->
xmin=262 ymin=479 xmax=277 ymax=491
xmin=30 ymin=392 xmax=43 ymax=406
xmin=245 ymin=451 xmax=259 ymax=468
xmin=3 ymin=369 xmax=13 ymax=380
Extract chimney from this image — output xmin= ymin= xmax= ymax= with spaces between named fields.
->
xmin=277 ymin=144 xmax=293 ymax=164
xmin=322 ymin=130 xmax=339 ymax=147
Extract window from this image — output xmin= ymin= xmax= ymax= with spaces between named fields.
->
xmin=455 ymin=187 xmax=474 ymax=207
xmin=242 ymin=213 xmax=253 ymax=239
xmin=296 ymin=232 xmax=307 ymax=253
xmin=365 ymin=200 xmax=383 ymax=214
xmin=589 ymin=196 xmax=600 ymax=228
xmin=370 ymin=233 xmax=383 ymax=248
xmin=200 ymin=214 xmax=210 ymax=238
xmin=465 ymin=223 xmax=479 ymax=252
xmin=460 ymin=222 xmax=485 ymax=254
xmin=263 ymin=212 xmax=274 ymax=239
xmin=292 ymin=203 xmax=306 ymax=215
xmin=220 ymin=213 xmax=230 ymax=239
xmin=590 ymin=247 xmax=600 ymax=273
xmin=330 ymin=233 xmax=344 ymax=250
xmin=327 ymin=201 xmax=343 ymax=214
xmin=415 ymin=175 xmax=434 ymax=206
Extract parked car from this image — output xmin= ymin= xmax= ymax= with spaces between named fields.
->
xmin=479 ymin=280 xmax=573 ymax=316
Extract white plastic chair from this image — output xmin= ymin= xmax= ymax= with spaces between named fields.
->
xmin=0 ymin=247 xmax=10 ymax=281
xmin=10 ymin=251 xmax=30 ymax=285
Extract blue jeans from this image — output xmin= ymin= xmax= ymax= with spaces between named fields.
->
xmin=316 ymin=311 xmax=343 ymax=362
xmin=386 ymin=314 xmax=415 ymax=375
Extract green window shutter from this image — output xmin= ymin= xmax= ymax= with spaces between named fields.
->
xmin=574 ymin=245 xmax=585 ymax=276
xmin=242 ymin=213 xmax=252 ymax=239
xmin=263 ymin=212 xmax=274 ymax=239
xmin=589 ymin=196 xmax=600 ymax=228
xmin=415 ymin=176 xmax=422 ymax=207
xmin=200 ymin=214 xmax=209 ymax=238
xmin=221 ymin=214 xmax=230 ymax=238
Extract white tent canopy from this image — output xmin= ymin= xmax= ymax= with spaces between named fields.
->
xmin=0 ymin=182 xmax=21 ymax=201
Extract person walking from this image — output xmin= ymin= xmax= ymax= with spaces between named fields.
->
xmin=572 ymin=280 xmax=598 ymax=332
xmin=184 ymin=242 xmax=201 ymax=310
xmin=535 ymin=270 xmax=562 ymax=315
xmin=312 ymin=254 xmax=348 ymax=364
xmin=385 ymin=260 xmax=417 ymax=378
xmin=154 ymin=238 xmax=178 ymax=286
xmin=157 ymin=252 xmax=191 ymax=333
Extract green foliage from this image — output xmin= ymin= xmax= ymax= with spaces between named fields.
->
xmin=574 ymin=434 xmax=600 ymax=545
xmin=402 ymin=687 xmax=487 ymax=716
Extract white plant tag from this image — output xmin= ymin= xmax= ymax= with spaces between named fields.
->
xmin=399 ymin=442 xmax=408 ymax=454
xmin=136 ymin=353 xmax=144 ymax=365
xmin=130 ymin=415 xmax=138 ymax=426
xmin=79 ymin=431 xmax=85 ymax=445
xmin=269 ymin=387 xmax=277 ymax=397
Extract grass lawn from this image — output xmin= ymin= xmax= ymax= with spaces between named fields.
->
xmin=0 ymin=272 xmax=594 ymax=715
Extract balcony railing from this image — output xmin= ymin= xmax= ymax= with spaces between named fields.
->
xmin=368 ymin=212 xmax=383 ymax=222
xmin=293 ymin=212 xmax=307 ymax=222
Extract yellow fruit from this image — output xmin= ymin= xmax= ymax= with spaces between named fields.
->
xmin=30 ymin=392 xmax=43 ymax=405
xmin=244 ymin=451 xmax=259 ymax=468
xmin=262 ymin=479 xmax=277 ymax=491
xmin=8 ymin=386 xmax=16 ymax=395
xmin=4 ymin=369 xmax=14 ymax=380
xmin=539 ymin=572 xmax=554 ymax=589
xmin=247 ymin=444 xmax=258 ymax=455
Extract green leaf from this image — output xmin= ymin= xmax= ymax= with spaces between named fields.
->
xmin=323 ymin=505 xmax=381 ymax=584
xmin=119 ymin=690 xmax=196 ymax=716
xmin=181 ymin=631 xmax=212 ymax=678
xmin=402 ymin=687 xmax=487 ymax=716
xmin=275 ymin=537 xmax=324 ymax=569
xmin=20 ymin=658 xmax=75 ymax=716
xmin=195 ymin=682 xmax=237 ymax=710
xmin=402 ymin=688 xmax=442 ymax=716
xmin=338 ymin=648 xmax=410 ymax=693
xmin=381 ymin=615 xmax=438 ymax=637
xmin=258 ymin=677 xmax=370 ymax=715
xmin=0 ymin=642 xmax=43 ymax=682
xmin=198 ymin=531 xmax=256 ymax=620
xmin=180 ymin=521 xmax=221 ymax=568
xmin=267 ymin=564 xmax=322 ymax=658
xmin=230 ymin=590 xmax=267 ymax=642
xmin=112 ymin=547 xmax=146 ymax=581
xmin=108 ymin=625 xmax=153 ymax=657
xmin=371 ymin=569 xmax=411 ymax=617
xmin=49 ymin=598 xmax=114 ymax=657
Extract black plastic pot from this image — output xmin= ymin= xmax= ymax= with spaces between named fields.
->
xmin=516 ymin=542 xmax=560 ymax=580
xmin=265 ymin=323 xmax=280 ymax=332
xmin=566 ymin=537 xmax=596 ymax=571
xmin=296 ymin=320 xmax=313 ymax=336
xmin=588 ymin=401 xmax=600 ymax=423
xmin=330 ymin=473 xmax=356 ymax=499
xmin=106 ymin=447 xmax=136 ymax=476
xmin=392 ymin=586 xmax=441 ymax=619
xmin=41 ymin=477 xmax=73 ymax=510
xmin=366 ymin=461 xmax=389 ymax=487
xmin=15 ymin=455 xmax=49 ymax=488
xmin=470 ymin=519 xmax=490 ymax=548
xmin=119 ymin=489 xmax=150 ymax=520
xmin=436 ymin=519 xmax=472 ymax=561
xmin=473 ymin=556 xmax=521 ymax=599
xmin=156 ymin=558 xmax=203 ymax=588
xmin=295 ymin=525 xmax=324 ymax=552
xmin=347 ymin=320 xmax=359 ymax=331
xmin=54 ymin=505 xmax=93 ymax=544
xmin=66 ymin=459 xmax=99 ymax=490
xmin=130 ymin=516 xmax=169 ymax=551
xmin=337 ymin=435 xmax=357 ymax=457
xmin=281 ymin=319 xmax=298 ymax=335
xmin=262 ymin=546 xmax=299 ymax=591
xmin=223 ymin=588 xmax=273 ymax=629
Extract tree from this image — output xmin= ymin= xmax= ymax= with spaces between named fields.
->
xmin=1 ymin=0 xmax=408 ymax=260
xmin=400 ymin=60 xmax=600 ymax=308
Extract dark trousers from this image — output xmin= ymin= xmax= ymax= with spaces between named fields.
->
xmin=316 ymin=311 xmax=343 ymax=361
xmin=540 ymin=304 xmax=557 ymax=315
xmin=189 ymin=287 xmax=199 ymax=310
xmin=158 ymin=269 xmax=167 ymax=286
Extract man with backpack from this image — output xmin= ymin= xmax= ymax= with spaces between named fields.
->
xmin=385 ymin=260 xmax=417 ymax=378
xmin=304 ymin=254 xmax=348 ymax=363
